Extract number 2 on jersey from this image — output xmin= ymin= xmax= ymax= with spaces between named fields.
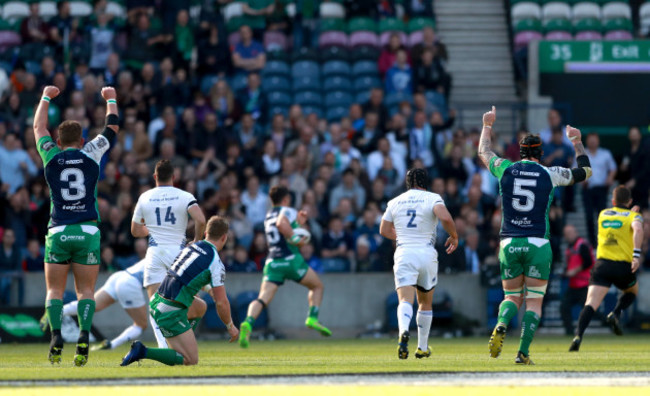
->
xmin=406 ymin=209 xmax=417 ymax=228
xmin=155 ymin=206 xmax=177 ymax=226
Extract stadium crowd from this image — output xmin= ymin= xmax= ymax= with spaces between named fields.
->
xmin=1 ymin=0 xmax=649 ymax=308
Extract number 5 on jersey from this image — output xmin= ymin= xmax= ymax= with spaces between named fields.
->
xmin=155 ymin=206 xmax=177 ymax=226
xmin=513 ymin=178 xmax=537 ymax=212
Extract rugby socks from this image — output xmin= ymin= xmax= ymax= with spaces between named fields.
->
xmin=189 ymin=318 xmax=201 ymax=332
xmin=77 ymin=299 xmax=96 ymax=332
xmin=576 ymin=305 xmax=595 ymax=338
xmin=308 ymin=306 xmax=320 ymax=320
xmin=397 ymin=302 xmax=413 ymax=335
xmin=46 ymin=299 xmax=63 ymax=332
xmin=62 ymin=301 xmax=78 ymax=317
xmin=144 ymin=347 xmax=184 ymax=366
xmin=518 ymin=311 xmax=540 ymax=356
xmin=110 ymin=325 xmax=143 ymax=349
xmin=416 ymin=310 xmax=433 ymax=351
xmin=497 ymin=300 xmax=519 ymax=328
xmin=244 ymin=316 xmax=256 ymax=327
xmin=150 ymin=314 xmax=169 ymax=348
xmin=613 ymin=292 xmax=636 ymax=317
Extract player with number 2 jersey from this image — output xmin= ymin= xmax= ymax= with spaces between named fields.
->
xmin=478 ymin=106 xmax=592 ymax=365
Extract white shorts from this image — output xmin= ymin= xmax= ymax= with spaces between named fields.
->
xmin=101 ymin=271 xmax=146 ymax=309
xmin=393 ymin=245 xmax=439 ymax=291
xmin=142 ymin=245 xmax=182 ymax=288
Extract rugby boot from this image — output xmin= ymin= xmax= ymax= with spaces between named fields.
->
xmin=91 ymin=340 xmax=112 ymax=351
xmin=239 ymin=321 xmax=252 ymax=348
xmin=414 ymin=346 xmax=432 ymax=359
xmin=121 ymin=341 xmax=146 ymax=366
xmin=569 ymin=336 xmax=582 ymax=352
xmin=606 ymin=312 xmax=623 ymax=336
xmin=48 ymin=334 xmax=63 ymax=364
xmin=74 ymin=332 xmax=89 ymax=367
xmin=305 ymin=317 xmax=332 ymax=337
xmin=489 ymin=325 xmax=507 ymax=358
xmin=397 ymin=331 xmax=410 ymax=360
xmin=515 ymin=351 xmax=534 ymax=365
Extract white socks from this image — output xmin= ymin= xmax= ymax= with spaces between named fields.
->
xmin=110 ymin=324 xmax=143 ymax=349
xmin=150 ymin=314 xmax=168 ymax=348
xmin=62 ymin=301 xmax=78 ymax=316
xmin=397 ymin=302 xmax=413 ymax=335
xmin=416 ymin=310 xmax=433 ymax=351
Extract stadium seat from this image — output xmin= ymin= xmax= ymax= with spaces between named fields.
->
xmin=318 ymin=31 xmax=348 ymax=48
xmin=545 ymin=30 xmax=573 ymax=39
xmin=262 ymin=60 xmax=291 ymax=78
xmin=323 ymin=76 xmax=352 ymax=93
xmin=604 ymin=30 xmax=633 ymax=39
xmin=269 ymin=106 xmax=289 ymax=117
xmin=322 ymin=60 xmax=351 ymax=78
xmin=69 ymin=1 xmax=93 ymax=17
xmin=301 ymin=105 xmax=323 ymax=118
xmin=324 ymin=91 xmax=353 ymax=108
xmin=574 ymin=17 xmax=603 ymax=32
xmin=385 ymin=92 xmax=413 ymax=109
xmin=200 ymin=75 xmax=219 ymax=95
xmin=292 ymin=47 xmax=319 ymax=62
xmin=267 ymin=91 xmax=292 ymax=107
xmin=514 ymin=18 xmax=543 ymax=32
xmin=348 ymin=17 xmax=377 ymax=33
xmin=2 ymin=1 xmax=29 ymax=20
xmin=262 ymin=76 xmax=291 ymax=93
xmin=264 ymin=31 xmax=289 ymax=52
xmin=514 ymin=31 xmax=543 ymax=51
xmin=320 ymin=45 xmax=349 ymax=62
xmin=572 ymin=2 xmax=601 ymax=21
xmin=379 ymin=17 xmax=406 ymax=34
xmin=355 ymin=90 xmax=371 ymax=104
xmin=0 ymin=31 xmax=21 ymax=51
xmin=350 ymin=45 xmax=380 ymax=62
xmin=320 ymin=2 xmax=345 ymax=18
xmin=321 ymin=258 xmax=350 ymax=272
xmin=106 ymin=1 xmax=127 ymax=18
xmin=292 ymin=60 xmax=320 ymax=79
xmin=574 ymin=30 xmax=603 ymax=40
xmin=352 ymin=60 xmax=379 ymax=77
xmin=601 ymin=2 xmax=631 ymax=21
xmin=379 ymin=31 xmax=408 ymax=48
xmin=25 ymin=60 xmax=40 ymax=75
xmin=407 ymin=17 xmax=436 ymax=33
xmin=39 ymin=2 xmax=58 ymax=19
xmin=511 ymin=2 xmax=542 ymax=25
xmin=407 ymin=30 xmax=424 ymax=48
xmin=223 ymin=1 xmax=244 ymax=22
xmin=353 ymin=76 xmax=381 ymax=93
xmin=325 ymin=106 xmax=348 ymax=122
xmin=604 ymin=17 xmax=632 ymax=32
xmin=292 ymin=76 xmax=321 ymax=92
xmin=349 ymin=31 xmax=379 ymax=48
xmin=544 ymin=18 xmax=573 ymax=33
xmin=294 ymin=91 xmax=322 ymax=107
xmin=320 ymin=18 xmax=346 ymax=33
xmin=541 ymin=2 xmax=572 ymax=21
xmin=227 ymin=16 xmax=246 ymax=32
xmin=236 ymin=291 xmax=268 ymax=328
xmin=230 ymin=73 xmax=249 ymax=92
xmin=642 ymin=2 xmax=650 ymax=35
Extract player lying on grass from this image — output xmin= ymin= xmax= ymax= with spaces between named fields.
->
xmin=239 ymin=186 xmax=331 ymax=348
xmin=121 ymin=216 xmax=238 ymax=366
xmin=570 ymin=186 xmax=643 ymax=352
xmin=380 ymin=168 xmax=459 ymax=360
xmin=41 ymin=261 xmax=148 ymax=351
xmin=478 ymin=106 xmax=592 ymax=365
xmin=36 ymin=85 xmax=119 ymax=366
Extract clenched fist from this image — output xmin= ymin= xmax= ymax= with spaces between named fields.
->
xmin=101 ymin=86 xmax=117 ymax=101
xmin=566 ymin=125 xmax=581 ymax=143
xmin=483 ymin=106 xmax=496 ymax=127
xmin=43 ymin=86 xmax=60 ymax=99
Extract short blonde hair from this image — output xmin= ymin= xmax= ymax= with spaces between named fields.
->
xmin=206 ymin=216 xmax=229 ymax=240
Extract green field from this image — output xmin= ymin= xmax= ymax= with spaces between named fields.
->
xmin=1 ymin=335 xmax=649 ymax=381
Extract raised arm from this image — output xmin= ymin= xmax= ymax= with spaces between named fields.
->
xmin=34 ymin=86 xmax=60 ymax=142
xmin=478 ymin=106 xmax=502 ymax=168
xmin=565 ymin=125 xmax=592 ymax=185
xmin=101 ymin=86 xmax=120 ymax=139
xmin=433 ymin=204 xmax=459 ymax=254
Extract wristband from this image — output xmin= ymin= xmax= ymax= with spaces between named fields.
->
xmin=483 ymin=125 xmax=492 ymax=129
xmin=42 ymin=96 xmax=51 ymax=103
xmin=226 ymin=322 xmax=234 ymax=330
xmin=633 ymin=249 xmax=641 ymax=258
xmin=107 ymin=99 xmax=117 ymax=104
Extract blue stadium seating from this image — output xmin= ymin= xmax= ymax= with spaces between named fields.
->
xmin=292 ymin=60 xmax=320 ymax=79
xmin=267 ymin=91 xmax=292 ymax=107
xmin=294 ymin=91 xmax=323 ymax=107
xmin=292 ymin=76 xmax=321 ymax=92
xmin=353 ymin=76 xmax=382 ymax=92
xmin=324 ymin=91 xmax=353 ymax=108
xmin=202 ymin=291 xmax=238 ymax=331
xmin=301 ymin=105 xmax=323 ymax=118
xmin=326 ymin=106 xmax=349 ymax=122
xmin=323 ymin=76 xmax=352 ymax=93
xmin=236 ymin=291 xmax=268 ymax=328
xmin=352 ymin=60 xmax=379 ymax=77
xmin=322 ymin=60 xmax=351 ymax=78
xmin=261 ymin=60 xmax=291 ymax=78
xmin=262 ymin=76 xmax=291 ymax=93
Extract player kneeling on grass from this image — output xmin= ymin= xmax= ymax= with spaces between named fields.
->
xmin=121 ymin=216 xmax=239 ymax=366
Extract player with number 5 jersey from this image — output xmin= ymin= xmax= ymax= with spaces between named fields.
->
xmin=478 ymin=106 xmax=592 ymax=365
xmin=131 ymin=159 xmax=206 ymax=349
xmin=36 ymin=85 xmax=120 ymax=367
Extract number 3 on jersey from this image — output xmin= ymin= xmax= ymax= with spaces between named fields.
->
xmin=155 ymin=206 xmax=177 ymax=226
xmin=513 ymin=178 xmax=537 ymax=212
xmin=406 ymin=209 xmax=417 ymax=228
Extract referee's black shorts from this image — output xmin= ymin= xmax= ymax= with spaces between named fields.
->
xmin=590 ymin=259 xmax=637 ymax=290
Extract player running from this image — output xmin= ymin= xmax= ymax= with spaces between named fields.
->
xmin=478 ymin=106 xmax=592 ymax=364
xmin=569 ymin=186 xmax=643 ymax=352
xmin=44 ymin=261 xmax=148 ymax=351
xmin=121 ymin=216 xmax=238 ymax=366
xmin=238 ymin=186 xmax=331 ymax=348
xmin=131 ymin=159 xmax=206 ymax=348
xmin=379 ymin=168 xmax=459 ymax=360
xmin=36 ymin=85 xmax=119 ymax=366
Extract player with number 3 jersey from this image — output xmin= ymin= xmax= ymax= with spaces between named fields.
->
xmin=478 ymin=106 xmax=592 ymax=365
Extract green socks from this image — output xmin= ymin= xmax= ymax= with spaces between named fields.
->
xmin=496 ymin=300 xmax=518 ymax=328
xmin=308 ymin=306 xmax=320 ymax=320
xmin=519 ymin=311 xmax=540 ymax=356
xmin=145 ymin=347 xmax=184 ymax=366
xmin=189 ymin=318 xmax=200 ymax=332
xmin=46 ymin=299 xmax=63 ymax=331
xmin=77 ymin=299 xmax=96 ymax=332
xmin=244 ymin=316 xmax=256 ymax=327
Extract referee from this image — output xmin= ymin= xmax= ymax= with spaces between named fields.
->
xmin=569 ymin=186 xmax=643 ymax=352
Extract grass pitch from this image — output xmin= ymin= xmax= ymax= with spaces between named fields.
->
xmin=1 ymin=335 xmax=650 ymax=381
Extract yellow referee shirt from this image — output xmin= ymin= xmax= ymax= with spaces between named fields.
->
xmin=596 ymin=207 xmax=642 ymax=262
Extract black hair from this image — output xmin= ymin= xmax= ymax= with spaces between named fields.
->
xmin=269 ymin=185 xmax=290 ymax=205
xmin=519 ymin=134 xmax=543 ymax=160
xmin=406 ymin=168 xmax=428 ymax=190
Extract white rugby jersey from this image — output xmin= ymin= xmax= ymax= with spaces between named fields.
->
xmin=382 ymin=189 xmax=445 ymax=246
xmin=132 ymin=186 xmax=198 ymax=247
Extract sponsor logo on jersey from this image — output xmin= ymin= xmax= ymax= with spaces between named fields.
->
xmin=87 ymin=252 xmax=98 ymax=264
xmin=96 ymin=137 xmax=108 ymax=148
xmin=40 ymin=141 xmax=56 ymax=152
xmin=65 ymin=159 xmax=83 ymax=165
xmin=62 ymin=203 xmax=86 ymax=210
xmin=504 ymin=269 xmax=512 ymax=278
xmin=528 ymin=266 xmax=542 ymax=278
xmin=518 ymin=171 xmax=539 ymax=177
xmin=511 ymin=169 xmax=519 ymax=176
xmin=602 ymin=220 xmax=623 ymax=229
xmin=58 ymin=158 xmax=65 ymax=165
xmin=508 ymin=246 xmax=530 ymax=253
xmin=60 ymin=235 xmax=85 ymax=242
xmin=510 ymin=217 xmax=533 ymax=227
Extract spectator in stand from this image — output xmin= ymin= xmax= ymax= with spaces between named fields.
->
xmin=329 ymin=168 xmax=366 ymax=215
xmin=2 ymin=94 xmax=28 ymax=136
xmin=413 ymin=48 xmax=451 ymax=99
xmin=88 ymin=13 xmax=115 ymax=74
xmin=197 ymin=25 xmax=232 ymax=78
xmin=37 ymin=57 xmax=56 ymax=89
xmin=268 ymin=113 xmax=292 ymax=154
xmin=543 ymin=127 xmax=575 ymax=210
xmin=125 ymin=13 xmax=169 ymax=69
xmin=266 ymin=0 xmax=292 ymax=35
xmin=210 ymin=80 xmax=236 ymax=127
xmin=367 ymin=137 xmax=406 ymax=182
xmin=385 ymin=49 xmax=413 ymax=96
xmin=174 ymin=10 xmax=194 ymax=69
xmin=464 ymin=228 xmax=481 ymax=274
xmin=321 ymin=216 xmax=355 ymax=272
xmin=353 ymin=111 xmax=382 ymax=154
xmin=411 ymin=26 xmax=448 ymax=64
xmin=20 ymin=3 xmax=50 ymax=44
xmin=379 ymin=33 xmax=410 ymax=77
xmin=300 ymin=242 xmax=322 ymax=273
xmin=619 ymin=126 xmax=650 ymax=209
xmin=355 ymin=207 xmax=382 ymax=253
xmin=0 ymin=134 xmax=38 ymax=194
xmin=560 ymin=225 xmax=595 ymax=336
xmin=408 ymin=111 xmax=434 ymax=168
xmin=260 ymin=139 xmax=282 ymax=181
xmin=539 ymin=109 xmax=571 ymax=146
xmin=241 ymin=176 xmax=269 ymax=228
xmin=236 ymin=72 xmax=264 ymax=121
xmin=22 ymin=239 xmax=44 ymax=272
xmin=362 ymin=89 xmax=390 ymax=133
xmin=440 ymin=145 xmax=469 ymax=186
xmin=0 ymin=229 xmax=22 ymax=304
xmin=333 ymin=138 xmax=362 ymax=174
xmin=235 ymin=113 xmax=264 ymax=159
xmin=226 ymin=246 xmax=258 ymax=273
xmin=583 ymin=133 xmax=617 ymax=245
xmin=355 ymin=235 xmax=380 ymax=272
xmin=232 ymin=25 xmax=266 ymax=74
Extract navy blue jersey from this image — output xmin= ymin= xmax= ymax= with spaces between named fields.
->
xmin=264 ymin=206 xmax=300 ymax=259
xmin=158 ymin=240 xmax=225 ymax=307
xmin=490 ymin=158 xmax=573 ymax=239
xmin=37 ymin=135 xmax=110 ymax=227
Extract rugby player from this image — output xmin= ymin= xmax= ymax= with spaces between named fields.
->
xmin=478 ymin=106 xmax=592 ymax=364
xmin=569 ymin=186 xmax=643 ymax=351
xmin=121 ymin=216 xmax=238 ymax=366
xmin=238 ymin=186 xmax=331 ymax=348
xmin=379 ymin=168 xmax=459 ymax=359
xmin=131 ymin=159 xmax=206 ymax=348
xmin=36 ymin=85 xmax=119 ymax=366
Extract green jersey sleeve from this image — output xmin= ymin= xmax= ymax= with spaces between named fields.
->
xmin=489 ymin=156 xmax=513 ymax=180
xmin=37 ymin=136 xmax=61 ymax=166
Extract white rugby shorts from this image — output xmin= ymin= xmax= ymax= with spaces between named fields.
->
xmin=101 ymin=271 xmax=146 ymax=309
xmin=393 ymin=245 xmax=439 ymax=291
xmin=142 ymin=245 xmax=182 ymax=287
